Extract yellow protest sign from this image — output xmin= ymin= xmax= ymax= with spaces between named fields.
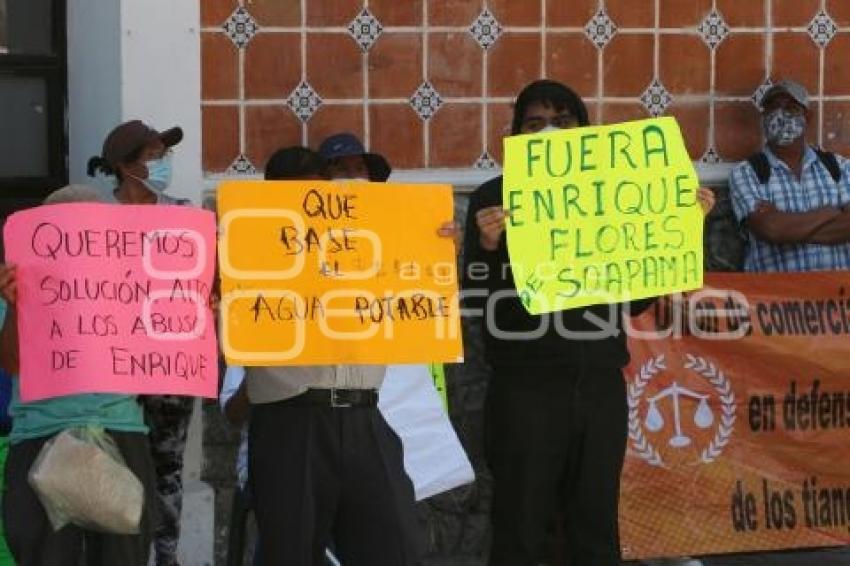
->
xmin=503 ymin=117 xmax=704 ymax=314
xmin=217 ymin=180 xmax=463 ymax=366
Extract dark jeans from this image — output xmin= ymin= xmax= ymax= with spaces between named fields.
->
xmin=249 ymin=400 xmax=422 ymax=566
xmin=2 ymin=430 xmax=157 ymax=566
xmin=486 ymin=364 xmax=628 ymax=566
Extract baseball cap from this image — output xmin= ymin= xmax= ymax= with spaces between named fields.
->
xmin=760 ymin=80 xmax=810 ymax=110
xmin=101 ymin=120 xmax=184 ymax=168
xmin=318 ymin=133 xmax=391 ymax=182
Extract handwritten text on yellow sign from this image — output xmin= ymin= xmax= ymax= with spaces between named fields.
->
xmin=217 ymin=181 xmax=463 ymax=365
xmin=503 ymin=117 xmax=704 ymax=314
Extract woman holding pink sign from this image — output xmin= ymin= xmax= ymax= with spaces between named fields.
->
xmin=1 ymin=185 xmax=157 ymax=566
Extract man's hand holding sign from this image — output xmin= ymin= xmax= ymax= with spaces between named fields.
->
xmin=502 ymin=117 xmax=712 ymax=313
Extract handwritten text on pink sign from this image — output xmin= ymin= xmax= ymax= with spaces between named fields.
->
xmin=4 ymin=203 xmax=218 ymax=401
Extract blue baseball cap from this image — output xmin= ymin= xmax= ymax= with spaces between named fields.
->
xmin=318 ymin=133 xmax=391 ymax=182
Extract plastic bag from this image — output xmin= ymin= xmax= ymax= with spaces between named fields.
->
xmin=27 ymin=426 xmax=144 ymax=534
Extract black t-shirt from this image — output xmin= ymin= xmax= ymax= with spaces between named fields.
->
xmin=462 ymin=176 xmax=654 ymax=369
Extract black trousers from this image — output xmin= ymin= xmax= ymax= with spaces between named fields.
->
xmin=226 ymin=483 xmax=253 ymax=566
xmin=2 ymin=430 xmax=158 ymax=566
xmin=486 ymin=364 xmax=628 ymax=566
xmin=143 ymin=395 xmax=194 ymax=566
xmin=249 ymin=400 xmax=422 ymax=566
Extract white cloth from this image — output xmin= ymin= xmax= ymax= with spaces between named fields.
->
xmin=379 ymin=364 xmax=475 ymax=501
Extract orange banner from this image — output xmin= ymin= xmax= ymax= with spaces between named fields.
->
xmin=621 ymin=272 xmax=850 ymax=559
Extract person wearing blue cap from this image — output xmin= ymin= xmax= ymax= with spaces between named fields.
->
xmin=318 ymin=133 xmax=391 ymax=182
xmin=233 ymin=144 xmax=460 ymax=566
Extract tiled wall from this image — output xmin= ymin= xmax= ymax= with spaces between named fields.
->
xmin=201 ymin=0 xmax=850 ymax=176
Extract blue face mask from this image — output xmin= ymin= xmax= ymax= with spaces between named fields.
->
xmin=141 ymin=154 xmax=174 ymax=194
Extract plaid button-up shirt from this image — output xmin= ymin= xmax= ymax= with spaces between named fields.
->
xmin=729 ymin=146 xmax=850 ymax=272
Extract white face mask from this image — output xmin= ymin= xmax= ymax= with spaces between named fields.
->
xmin=538 ymin=125 xmax=560 ymax=134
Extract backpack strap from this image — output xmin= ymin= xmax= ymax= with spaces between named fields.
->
xmin=746 ymin=152 xmax=771 ymax=185
xmin=814 ymin=148 xmax=842 ymax=183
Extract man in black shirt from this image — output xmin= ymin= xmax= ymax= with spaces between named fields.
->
xmin=464 ymin=80 xmax=714 ymax=566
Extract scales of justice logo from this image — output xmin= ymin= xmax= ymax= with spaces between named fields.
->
xmin=628 ymin=354 xmax=737 ymax=468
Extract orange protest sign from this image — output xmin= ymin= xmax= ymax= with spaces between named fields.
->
xmin=620 ymin=272 xmax=850 ymax=559
xmin=217 ymin=180 xmax=463 ymax=366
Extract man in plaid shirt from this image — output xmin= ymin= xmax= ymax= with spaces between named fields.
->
xmin=730 ymin=79 xmax=850 ymax=273
xmin=725 ymin=79 xmax=850 ymax=565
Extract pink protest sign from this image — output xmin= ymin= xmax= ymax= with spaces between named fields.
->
xmin=4 ymin=203 xmax=218 ymax=401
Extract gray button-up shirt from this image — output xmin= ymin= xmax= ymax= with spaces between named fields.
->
xmin=245 ymin=364 xmax=386 ymax=404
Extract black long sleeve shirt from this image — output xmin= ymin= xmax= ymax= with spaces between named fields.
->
xmin=462 ymin=176 xmax=654 ymax=369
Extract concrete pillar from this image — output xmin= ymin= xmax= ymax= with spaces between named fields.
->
xmin=67 ymin=3 xmax=212 ymax=564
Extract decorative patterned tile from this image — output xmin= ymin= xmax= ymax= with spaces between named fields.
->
xmin=716 ymin=102 xmax=763 ymax=160
xmin=348 ymin=8 xmax=383 ymax=51
xmin=751 ymin=77 xmax=773 ymax=108
xmin=369 ymin=32 xmax=424 ymax=98
xmin=700 ymin=147 xmax=721 ymax=164
xmin=410 ymin=82 xmax=444 ymax=121
xmin=202 ymin=0 xmax=828 ymax=177
xmin=227 ymin=154 xmax=257 ymax=175
xmin=584 ymin=8 xmax=617 ymax=49
xmin=474 ymin=152 xmax=499 ymax=169
xmin=697 ymin=9 xmax=729 ymax=50
xmin=488 ymin=33 xmax=543 ymax=97
xmin=716 ymin=34 xmax=766 ymax=96
xmin=223 ymin=6 xmax=259 ymax=49
xmin=640 ymin=79 xmax=673 ymax=117
xmin=285 ymin=80 xmax=323 ymax=122
xmin=431 ymin=104 xmax=482 ymax=167
xmin=469 ymin=9 xmax=503 ymax=50
xmin=807 ymin=9 xmax=838 ymax=48
xmin=202 ymin=105 xmax=239 ymax=172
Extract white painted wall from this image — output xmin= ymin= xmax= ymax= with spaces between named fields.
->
xmin=120 ymin=0 xmax=203 ymax=204
xmin=67 ymin=4 xmax=212 ymax=565
xmin=68 ymin=0 xmax=203 ymax=204
xmin=67 ymin=0 xmax=122 ymax=190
